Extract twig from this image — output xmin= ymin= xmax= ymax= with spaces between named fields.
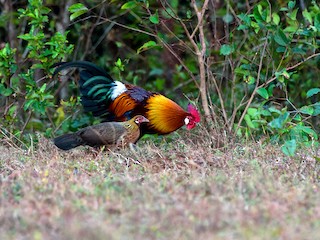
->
xmin=191 ymin=0 xmax=211 ymax=118
xmin=159 ymin=40 xmax=199 ymax=88
xmin=190 ymin=0 xmax=210 ymax=39
xmin=208 ymin=68 xmax=228 ymax=129
xmin=99 ymin=17 xmax=158 ymax=38
xmin=21 ymin=111 xmax=32 ymax=136
xmin=82 ymin=7 xmax=105 ymax=60
xmin=236 ymin=34 xmax=269 ymax=133
xmin=260 ymin=52 xmax=320 ymax=89
xmin=90 ymin=22 xmax=116 ymax=54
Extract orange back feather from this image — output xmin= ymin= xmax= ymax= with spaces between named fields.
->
xmin=109 ymin=93 xmax=138 ymax=120
xmin=108 ymin=91 xmax=191 ymax=135
xmin=145 ymin=95 xmax=188 ymax=134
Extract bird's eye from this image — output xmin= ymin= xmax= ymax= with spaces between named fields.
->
xmin=135 ymin=117 xmax=144 ymax=123
xmin=184 ymin=117 xmax=190 ymax=125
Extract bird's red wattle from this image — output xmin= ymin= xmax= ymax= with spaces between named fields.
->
xmin=188 ymin=104 xmax=201 ymax=123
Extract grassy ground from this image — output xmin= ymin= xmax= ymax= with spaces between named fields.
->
xmin=1 ymin=127 xmax=320 ymax=240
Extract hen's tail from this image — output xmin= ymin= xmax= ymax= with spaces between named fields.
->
xmin=53 ymin=61 xmax=117 ymax=118
xmin=54 ymin=133 xmax=83 ymax=150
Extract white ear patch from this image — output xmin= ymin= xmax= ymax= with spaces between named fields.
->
xmin=184 ymin=117 xmax=190 ymax=125
xmin=111 ymin=81 xmax=127 ymax=99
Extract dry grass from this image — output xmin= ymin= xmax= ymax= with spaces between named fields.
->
xmin=1 ymin=127 xmax=320 ymax=240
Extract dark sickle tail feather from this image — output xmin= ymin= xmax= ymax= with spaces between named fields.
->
xmin=53 ymin=61 xmax=110 ymax=78
xmin=54 ymin=133 xmax=83 ymax=150
xmin=53 ymin=61 xmax=116 ymax=118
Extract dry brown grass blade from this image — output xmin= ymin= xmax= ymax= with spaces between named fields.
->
xmin=1 ymin=128 xmax=320 ymax=239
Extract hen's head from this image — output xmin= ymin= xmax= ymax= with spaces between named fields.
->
xmin=184 ymin=104 xmax=201 ymax=130
xmin=133 ymin=115 xmax=149 ymax=125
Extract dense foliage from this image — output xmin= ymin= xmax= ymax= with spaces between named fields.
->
xmin=0 ymin=0 xmax=319 ymax=155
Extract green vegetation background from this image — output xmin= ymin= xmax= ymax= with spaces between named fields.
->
xmin=0 ymin=0 xmax=320 ymax=155
xmin=1 ymin=2 xmax=320 ymax=239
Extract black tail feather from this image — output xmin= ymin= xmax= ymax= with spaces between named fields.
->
xmin=53 ymin=61 xmax=119 ymax=119
xmin=54 ymin=133 xmax=83 ymax=150
xmin=53 ymin=61 xmax=111 ymax=78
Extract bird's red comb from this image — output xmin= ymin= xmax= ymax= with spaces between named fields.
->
xmin=188 ymin=104 xmax=201 ymax=122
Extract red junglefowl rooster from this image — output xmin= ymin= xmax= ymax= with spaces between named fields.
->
xmin=54 ymin=115 xmax=149 ymax=150
xmin=53 ymin=61 xmax=200 ymax=136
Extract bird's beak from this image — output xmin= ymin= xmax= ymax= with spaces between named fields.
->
xmin=143 ymin=117 xmax=150 ymax=123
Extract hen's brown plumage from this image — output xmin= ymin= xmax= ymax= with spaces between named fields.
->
xmin=54 ymin=115 xmax=149 ymax=150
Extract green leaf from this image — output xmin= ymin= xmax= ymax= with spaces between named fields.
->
xmin=68 ymin=3 xmax=88 ymax=21
xmin=268 ymin=107 xmax=282 ymax=115
xmin=238 ymin=13 xmax=251 ymax=25
xmin=223 ymin=14 xmax=233 ymax=24
xmin=149 ymin=11 xmax=159 ymax=24
xmin=284 ymin=21 xmax=299 ymax=32
xmin=296 ymin=126 xmax=318 ymax=139
xmin=68 ymin=3 xmax=87 ymax=12
xmin=281 ymin=139 xmax=296 ymax=156
xmin=253 ymin=5 xmax=263 ymax=22
xmin=282 ymin=70 xmax=290 ymax=79
xmin=267 ymin=84 xmax=275 ymax=96
xmin=277 ymin=73 xmax=285 ymax=82
xmin=257 ymin=88 xmax=269 ymax=99
xmin=299 ymin=106 xmax=314 ymax=115
xmin=39 ymin=83 xmax=47 ymax=93
xmin=237 ymin=24 xmax=248 ymax=30
xmin=274 ymin=29 xmax=289 ymax=46
xmin=315 ymin=13 xmax=320 ymax=31
xmin=260 ymin=109 xmax=271 ymax=117
xmin=149 ymin=68 xmax=164 ymax=76
xmin=137 ymin=41 xmax=157 ymax=54
xmin=293 ymin=114 xmax=302 ymax=121
xmin=115 ymin=58 xmax=124 ymax=71
xmin=276 ymin=46 xmax=286 ymax=53
xmin=220 ymin=44 xmax=233 ymax=56
xmin=272 ymin=13 xmax=280 ymax=25
xmin=287 ymin=8 xmax=298 ymax=21
xmin=302 ymin=10 xmax=313 ymax=24
xmin=275 ymin=69 xmax=290 ymax=82
xmin=288 ymin=1 xmax=296 ymax=9
xmin=24 ymin=99 xmax=36 ymax=111
xmin=244 ymin=114 xmax=256 ymax=129
xmin=161 ymin=8 xmax=174 ymax=19
xmin=235 ymin=67 xmax=249 ymax=76
xmin=307 ymin=88 xmax=320 ymax=98
xmin=116 ymin=58 xmax=122 ymax=66
xmin=0 ymin=84 xmax=13 ymax=96
xmin=268 ymin=112 xmax=289 ymax=129
xmin=313 ymin=103 xmax=320 ymax=116
xmin=292 ymin=47 xmax=306 ymax=55
xmin=154 ymin=78 xmax=165 ymax=91
xmin=18 ymin=33 xmax=33 ymax=41
xmin=8 ymin=105 xmax=17 ymax=116
xmin=246 ymin=75 xmax=255 ymax=84
xmin=70 ymin=11 xmax=87 ymax=21
xmin=251 ymin=21 xmax=260 ymax=33
xmin=186 ymin=10 xmax=192 ymax=19
xmin=121 ymin=1 xmax=137 ymax=10
xmin=247 ymin=108 xmax=258 ymax=117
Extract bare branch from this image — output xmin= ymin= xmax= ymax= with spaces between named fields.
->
xmin=190 ymin=0 xmax=210 ymax=39
xmin=209 ymin=70 xmax=228 ymax=128
xmin=236 ymin=34 xmax=269 ymax=133
xmin=260 ymin=52 xmax=320 ymax=89
xmin=191 ymin=0 xmax=211 ymax=118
